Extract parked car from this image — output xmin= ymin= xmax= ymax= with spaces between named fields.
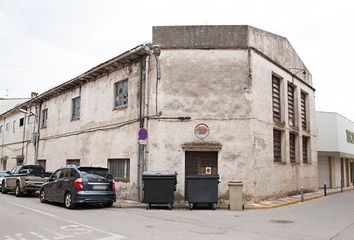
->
xmin=39 ymin=166 xmax=116 ymax=209
xmin=0 ymin=171 xmax=9 ymax=190
xmin=1 ymin=165 xmax=50 ymax=196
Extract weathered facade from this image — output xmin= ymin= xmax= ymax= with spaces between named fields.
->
xmin=0 ymin=26 xmax=317 ymax=202
xmin=317 ymin=111 xmax=354 ymax=189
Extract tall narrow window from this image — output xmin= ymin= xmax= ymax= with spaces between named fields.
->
xmin=108 ymin=158 xmax=130 ymax=181
xmin=13 ymin=121 xmax=16 ymax=133
xmin=289 ymin=133 xmax=296 ymax=163
xmin=273 ymin=129 xmax=282 ymax=162
xmin=41 ymin=109 xmax=48 ymax=128
xmin=272 ymin=76 xmax=281 ymax=123
xmin=288 ymin=83 xmax=295 ymax=127
xmin=301 ymin=92 xmax=307 ymax=130
xmin=114 ymin=80 xmax=128 ymax=108
xmin=0 ymin=125 xmax=3 ymax=133
xmin=302 ymin=136 xmax=309 ymax=163
xmin=72 ymin=97 xmax=81 ymax=120
xmin=5 ymin=123 xmax=9 ymax=131
xmin=19 ymin=118 xmax=24 ymax=127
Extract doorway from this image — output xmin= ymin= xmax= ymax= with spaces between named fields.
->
xmin=185 ymin=151 xmax=218 ymax=199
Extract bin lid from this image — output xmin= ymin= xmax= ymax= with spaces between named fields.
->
xmin=186 ymin=174 xmax=219 ymax=179
xmin=143 ymin=171 xmax=177 ymax=177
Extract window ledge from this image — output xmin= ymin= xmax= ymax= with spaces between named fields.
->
xmin=113 ymin=105 xmax=128 ymax=111
xmin=274 ymin=161 xmax=286 ymax=164
xmin=71 ymin=118 xmax=80 ymax=122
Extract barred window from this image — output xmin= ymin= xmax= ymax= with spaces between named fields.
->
xmin=289 ymin=133 xmax=296 ymax=163
xmin=302 ymin=136 xmax=309 ymax=163
xmin=66 ymin=159 xmax=80 ymax=166
xmin=273 ymin=129 xmax=282 ymax=162
xmin=272 ymin=76 xmax=281 ymax=123
xmin=108 ymin=158 xmax=130 ymax=181
xmin=72 ymin=97 xmax=81 ymax=120
xmin=288 ymin=83 xmax=295 ymax=127
xmin=114 ymin=80 xmax=128 ymax=108
xmin=301 ymin=92 xmax=307 ymax=129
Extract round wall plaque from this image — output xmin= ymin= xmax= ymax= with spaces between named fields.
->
xmin=194 ymin=123 xmax=210 ymax=139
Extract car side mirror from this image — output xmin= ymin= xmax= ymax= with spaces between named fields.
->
xmin=6 ymin=171 xmax=11 ymax=174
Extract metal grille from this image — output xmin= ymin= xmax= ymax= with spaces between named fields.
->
xmin=302 ymin=137 xmax=309 ymax=163
xmin=289 ymin=133 xmax=296 ymax=163
xmin=108 ymin=158 xmax=130 ymax=180
xmin=272 ymin=76 xmax=281 ymax=122
xmin=66 ymin=159 xmax=80 ymax=166
xmin=273 ymin=129 xmax=282 ymax=162
xmin=288 ymin=83 xmax=295 ymax=127
xmin=301 ymin=92 xmax=307 ymax=129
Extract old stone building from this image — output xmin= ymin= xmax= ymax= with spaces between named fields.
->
xmin=0 ymin=25 xmax=317 ymax=202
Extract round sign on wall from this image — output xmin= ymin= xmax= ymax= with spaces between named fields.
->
xmin=194 ymin=123 xmax=210 ymax=139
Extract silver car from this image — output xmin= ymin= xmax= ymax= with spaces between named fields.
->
xmin=0 ymin=171 xmax=9 ymax=190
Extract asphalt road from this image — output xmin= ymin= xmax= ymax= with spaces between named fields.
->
xmin=1 ymin=190 xmax=354 ymax=240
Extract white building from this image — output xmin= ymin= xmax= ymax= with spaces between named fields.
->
xmin=317 ymin=111 xmax=354 ymax=189
xmin=0 ymin=26 xmax=317 ymax=202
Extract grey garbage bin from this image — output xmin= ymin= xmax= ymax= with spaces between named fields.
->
xmin=186 ymin=174 xmax=220 ymax=210
xmin=143 ymin=171 xmax=177 ymax=210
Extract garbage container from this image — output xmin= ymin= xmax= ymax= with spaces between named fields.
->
xmin=186 ymin=174 xmax=220 ymax=210
xmin=142 ymin=171 xmax=177 ymax=210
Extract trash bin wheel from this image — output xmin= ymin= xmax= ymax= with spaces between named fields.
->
xmin=168 ymin=203 xmax=173 ymax=210
xmin=211 ymin=203 xmax=217 ymax=210
xmin=146 ymin=203 xmax=151 ymax=210
xmin=189 ymin=203 xmax=193 ymax=210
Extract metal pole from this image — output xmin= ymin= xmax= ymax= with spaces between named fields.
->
xmin=300 ymin=186 xmax=304 ymax=202
xmin=324 ymin=183 xmax=327 ymax=197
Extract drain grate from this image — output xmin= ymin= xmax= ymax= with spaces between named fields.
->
xmin=269 ymin=219 xmax=294 ymax=224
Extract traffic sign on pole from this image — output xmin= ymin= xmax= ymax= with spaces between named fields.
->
xmin=138 ymin=128 xmax=148 ymax=140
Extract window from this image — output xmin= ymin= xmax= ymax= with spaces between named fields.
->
xmin=72 ymin=97 xmax=81 ymax=120
xmin=288 ymin=83 xmax=295 ymax=127
xmin=273 ymin=129 xmax=282 ymax=162
xmin=108 ymin=158 xmax=130 ymax=181
xmin=302 ymin=136 xmax=309 ymax=163
xmin=1 ymin=159 xmax=6 ymax=170
xmin=17 ymin=158 xmax=24 ymax=166
xmin=272 ymin=76 xmax=281 ymax=123
xmin=13 ymin=121 xmax=16 ymax=133
xmin=0 ymin=125 xmax=3 ymax=133
xmin=289 ymin=133 xmax=296 ymax=163
xmin=6 ymin=123 xmax=9 ymax=131
xmin=37 ymin=159 xmax=46 ymax=171
xmin=19 ymin=118 xmax=24 ymax=127
xmin=41 ymin=109 xmax=48 ymax=128
xmin=301 ymin=92 xmax=307 ymax=130
xmin=66 ymin=159 xmax=80 ymax=166
xmin=114 ymin=80 xmax=128 ymax=108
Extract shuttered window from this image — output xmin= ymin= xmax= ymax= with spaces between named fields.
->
xmin=289 ymin=133 xmax=296 ymax=163
xmin=273 ymin=129 xmax=282 ymax=162
xmin=108 ymin=159 xmax=130 ymax=181
xmin=302 ymin=136 xmax=309 ymax=163
xmin=301 ymin=92 xmax=307 ymax=129
xmin=272 ymin=76 xmax=281 ymax=123
xmin=288 ymin=83 xmax=295 ymax=127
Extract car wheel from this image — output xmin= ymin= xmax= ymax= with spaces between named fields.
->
xmin=64 ymin=192 xmax=76 ymax=209
xmin=15 ymin=184 xmax=22 ymax=197
xmin=1 ymin=182 xmax=7 ymax=194
xmin=103 ymin=201 xmax=113 ymax=208
xmin=39 ymin=189 xmax=47 ymax=203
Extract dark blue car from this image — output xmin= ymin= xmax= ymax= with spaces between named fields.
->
xmin=39 ymin=166 xmax=116 ymax=209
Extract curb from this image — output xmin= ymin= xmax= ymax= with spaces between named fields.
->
xmin=244 ymin=194 xmax=323 ymax=209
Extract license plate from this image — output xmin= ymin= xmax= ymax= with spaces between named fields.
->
xmin=92 ymin=185 xmax=107 ymax=190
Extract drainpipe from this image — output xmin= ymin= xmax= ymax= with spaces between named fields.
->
xmin=143 ymin=55 xmax=150 ymax=174
xmin=21 ymin=112 xmax=26 ymax=162
xmin=1 ymin=117 xmax=5 ymax=168
xmin=34 ymin=104 xmax=42 ymax=164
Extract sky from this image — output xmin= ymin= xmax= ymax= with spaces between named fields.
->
xmin=0 ymin=0 xmax=354 ymax=119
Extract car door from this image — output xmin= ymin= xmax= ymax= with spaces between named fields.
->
xmin=6 ymin=167 xmax=19 ymax=190
xmin=54 ymin=168 xmax=68 ymax=203
xmin=45 ymin=169 xmax=61 ymax=202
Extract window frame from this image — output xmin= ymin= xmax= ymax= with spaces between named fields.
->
xmin=300 ymin=91 xmax=308 ymax=130
xmin=302 ymin=136 xmax=310 ymax=164
xmin=114 ymin=79 xmax=129 ymax=109
xmin=273 ymin=129 xmax=283 ymax=163
xmin=71 ymin=97 xmax=81 ymax=121
xmin=272 ymin=75 xmax=282 ymax=123
xmin=107 ymin=158 xmax=130 ymax=182
xmin=41 ymin=108 xmax=48 ymax=128
xmin=289 ymin=132 xmax=297 ymax=163
xmin=288 ymin=82 xmax=296 ymax=128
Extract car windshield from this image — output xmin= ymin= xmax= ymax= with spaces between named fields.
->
xmin=22 ymin=166 xmax=45 ymax=174
xmin=78 ymin=168 xmax=112 ymax=179
xmin=0 ymin=172 xmax=6 ymax=177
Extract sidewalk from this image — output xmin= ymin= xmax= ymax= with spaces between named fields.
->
xmin=113 ymin=187 xmax=354 ymax=210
